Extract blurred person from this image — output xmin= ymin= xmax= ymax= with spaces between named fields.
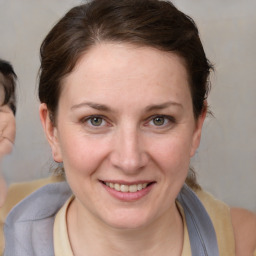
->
xmin=0 ymin=59 xmax=16 ymax=207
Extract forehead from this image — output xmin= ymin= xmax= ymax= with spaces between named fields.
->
xmin=60 ymin=43 xmax=191 ymax=106
xmin=74 ymin=43 xmax=188 ymax=78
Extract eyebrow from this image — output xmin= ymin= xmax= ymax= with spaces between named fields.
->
xmin=71 ymin=102 xmax=112 ymax=112
xmin=71 ymin=100 xmax=182 ymax=112
xmin=145 ymin=101 xmax=183 ymax=112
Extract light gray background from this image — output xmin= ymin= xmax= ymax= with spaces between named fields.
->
xmin=0 ymin=0 xmax=255 ymax=212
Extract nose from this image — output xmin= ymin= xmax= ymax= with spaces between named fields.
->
xmin=110 ymin=127 xmax=149 ymax=174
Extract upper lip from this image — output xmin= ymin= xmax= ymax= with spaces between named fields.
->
xmin=100 ymin=180 xmax=155 ymax=185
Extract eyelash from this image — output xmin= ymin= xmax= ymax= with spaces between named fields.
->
xmin=80 ymin=114 xmax=176 ymax=129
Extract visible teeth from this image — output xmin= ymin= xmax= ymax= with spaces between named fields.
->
xmin=105 ymin=182 xmax=149 ymax=192
xmin=129 ymin=185 xmax=137 ymax=192
xmin=120 ymin=184 xmax=129 ymax=192
xmin=142 ymin=183 xmax=147 ymax=188
xmin=114 ymin=183 xmax=120 ymax=191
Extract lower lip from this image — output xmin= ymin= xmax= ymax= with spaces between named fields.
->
xmin=102 ymin=183 xmax=155 ymax=202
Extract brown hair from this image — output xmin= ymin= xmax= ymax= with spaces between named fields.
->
xmin=0 ymin=59 xmax=17 ymax=115
xmin=39 ymin=0 xmax=213 ymax=189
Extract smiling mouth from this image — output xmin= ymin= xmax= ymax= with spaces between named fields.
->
xmin=102 ymin=182 xmax=154 ymax=193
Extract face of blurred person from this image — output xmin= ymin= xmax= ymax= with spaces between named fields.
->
xmin=0 ymin=73 xmax=16 ymax=156
xmin=0 ymin=73 xmax=16 ymax=207
xmin=40 ymin=43 xmax=206 ymax=230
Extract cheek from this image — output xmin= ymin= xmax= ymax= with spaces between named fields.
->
xmin=148 ymin=133 xmax=193 ymax=174
xmin=58 ymin=131 xmax=110 ymax=176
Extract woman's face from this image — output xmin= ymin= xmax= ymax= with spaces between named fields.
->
xmin=41 ymin=43 xmax=205 ymax=229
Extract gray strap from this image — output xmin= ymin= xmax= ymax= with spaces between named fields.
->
xmin=4 ymin=182 xmax=72 ymax=256
xmin=177 ymin=184 xmax=219 ymax=256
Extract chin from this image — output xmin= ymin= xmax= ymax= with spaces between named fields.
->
xmin=100 ymin=208 xmax=153 ymax=230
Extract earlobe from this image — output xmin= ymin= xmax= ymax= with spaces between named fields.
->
xmin=39 ymin=103 xmax=63 ymax=163
xmin=190 ymin=103 xmax=207 ymax=157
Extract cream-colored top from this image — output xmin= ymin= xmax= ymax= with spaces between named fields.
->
xmin=54 ymin=196 xmax=74 ymax=256
xmin=177 ymin=202 xmax=191 ymax=256
xmin=53 ymin=189 xmax=237 ymax=256
xmin=196 ymin=189 xmax=235 ymax=255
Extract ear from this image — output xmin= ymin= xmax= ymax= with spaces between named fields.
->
xmin=190 ymin=102 xmax=207 ymax=157
xmin=39 ymin=103 xmax=63 ymax=163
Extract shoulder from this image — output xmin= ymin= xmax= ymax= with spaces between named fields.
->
xmin=195 ymin=189 xmax=233 ymax=224
xmin=1 ymin=178 xmax=67 ymax=255
xmin=194 ymin=189 xmax=236 ymax=254
xmin=0 ymin=174 xmax=65 ymax=222
xmin=195 ymin=189 xmax=256 ymax=255
xmin=231 ymin=207 xmax=256 ymax=256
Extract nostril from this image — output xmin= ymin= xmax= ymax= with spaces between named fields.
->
xmin=109 ymin=135 xmax=149 ymax=172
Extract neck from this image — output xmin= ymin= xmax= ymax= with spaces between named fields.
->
xmin=67 ymin=198 xmax=184 ymax=256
